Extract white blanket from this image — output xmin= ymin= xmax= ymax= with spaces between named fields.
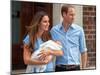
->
xmin=26 ymin=40 xmax=62 ymax=73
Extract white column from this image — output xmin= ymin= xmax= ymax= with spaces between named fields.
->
xmin=74 ymin=5 xmax=83 ymax=27
xmin=53 ymin=4 xmax=62 ymax=26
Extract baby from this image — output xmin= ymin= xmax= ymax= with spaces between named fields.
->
xmin=26 ymin=40 xmax=62 ymax=73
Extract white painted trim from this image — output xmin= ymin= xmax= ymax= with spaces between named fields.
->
xmin=16 ymin=0 xmax=96 ymax=5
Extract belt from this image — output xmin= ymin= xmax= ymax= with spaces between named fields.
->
xmin=56 ymin=65 xmax=80 ymax=69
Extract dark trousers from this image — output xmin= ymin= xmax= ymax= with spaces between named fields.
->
xmin=55 ymin=65 xmax=80 ymax=72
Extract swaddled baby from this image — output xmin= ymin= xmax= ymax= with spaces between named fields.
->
xmin=26 ymin=40 xmax=62 ymax=73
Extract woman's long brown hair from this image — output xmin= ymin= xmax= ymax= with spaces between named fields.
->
xmin=26 ymin=11 xmax=52 ymax=52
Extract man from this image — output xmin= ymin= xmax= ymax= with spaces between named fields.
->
xmin=50 ymin=4 xmax=87 ymax=71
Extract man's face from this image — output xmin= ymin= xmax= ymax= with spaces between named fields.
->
xmin=63 ymin=7 xmax=75 ymax=24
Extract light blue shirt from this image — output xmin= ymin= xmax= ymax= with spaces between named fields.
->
xmin=50 ymin=23 xmax=87 ymax=65
xmin=23 ymin=35 xmax=54 ymax=72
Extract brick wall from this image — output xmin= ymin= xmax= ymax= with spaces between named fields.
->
xmin=83 ymin=6 xmax=96 ymax=68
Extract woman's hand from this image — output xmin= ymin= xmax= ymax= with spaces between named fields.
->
xmin=41 ymin=55 xmax=53 ymax=64
xmin=41 ymin=55 xmax=52 ymax=64
xmin=38 ymin=49 xmax=52 ymax=61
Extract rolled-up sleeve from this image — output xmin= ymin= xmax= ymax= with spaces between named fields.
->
xmin=79 ymin=28 xmax=87 ymax=53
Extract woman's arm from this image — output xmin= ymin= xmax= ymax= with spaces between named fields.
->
xmin=38 ymin=49 xmax=63 ymax=59
xmin=23 ymin=44 xmax=52 ymax=65
xmin=37 ymin=49 xmax=63 ymax=61
xmin=50 ymin=41 xmax=63 ymax=56
xmin=49 ymin=49 xmax=63 ymax=56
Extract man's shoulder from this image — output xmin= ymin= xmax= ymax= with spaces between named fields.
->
xmin=51 ymin=24 xmax=61 ymax=31
xmin=72 ymin=23 xmax=83 ymax=30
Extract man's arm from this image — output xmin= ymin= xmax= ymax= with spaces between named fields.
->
xmin=81 ymin=51 xmax=87 ymax=69
xmin=79 ymin=28 xmax=87 ymax=69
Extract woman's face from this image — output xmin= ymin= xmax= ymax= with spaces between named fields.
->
xmin=39 ymin=15 xmax=50 ymax=31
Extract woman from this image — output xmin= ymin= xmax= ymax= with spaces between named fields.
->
xmin=23 ymin=11 xmax=63 ymax=73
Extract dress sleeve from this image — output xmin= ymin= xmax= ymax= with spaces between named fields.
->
xmin=23 ymin=35 xmax=29 ymax=45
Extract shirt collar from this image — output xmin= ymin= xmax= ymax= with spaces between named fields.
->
xmin=59 ymin=23 xmax=75 ymax=30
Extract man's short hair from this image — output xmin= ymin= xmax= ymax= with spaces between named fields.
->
xmin=61 ymin=4 xmax=75 ymax=16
